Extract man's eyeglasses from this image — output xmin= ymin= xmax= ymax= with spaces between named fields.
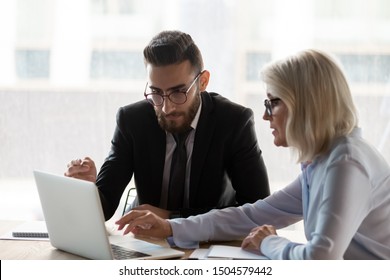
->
xmin=144 ymin=71 xmax=203 ymax=106
xmin=264 ymin=98 xmax=281 ymax=116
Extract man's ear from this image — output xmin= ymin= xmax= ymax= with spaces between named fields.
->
xmin=199 ymin=70 xmax=210 ymax=91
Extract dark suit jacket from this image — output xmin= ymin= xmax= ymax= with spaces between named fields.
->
xmin=97 ymin=92 xmax=270 ymax=220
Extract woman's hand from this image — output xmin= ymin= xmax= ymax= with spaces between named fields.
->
xmin=241 ymin=224 xmax=277 ymax=253
xmin=115 ymin=210 xmax=173 ymax=238
xmin=132 ymin=204 xmax=171 ymax=219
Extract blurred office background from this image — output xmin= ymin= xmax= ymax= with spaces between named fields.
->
xmin=0 ymin=0 xmax=389 ymax=221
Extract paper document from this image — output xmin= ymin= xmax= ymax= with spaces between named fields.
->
xmin=208 ymin=245 xmax=268 ymax=259
xmin=189 ymin=245 xmax=268 ymax=260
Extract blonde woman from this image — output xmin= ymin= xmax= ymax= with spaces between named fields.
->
xmin=116 ymin=49 xmax=390 ymax=260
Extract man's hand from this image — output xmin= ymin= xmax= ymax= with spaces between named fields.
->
xmin=64 ymin=157 xmax=97 ymax=182
xmin=115 ymin=210 xmax=173 ymax=238
xmin=241 ymin=224 xmax=277 ymax=253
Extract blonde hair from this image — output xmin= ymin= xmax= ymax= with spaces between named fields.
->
xmin=261 ymin=49 xmax=358 ymax=162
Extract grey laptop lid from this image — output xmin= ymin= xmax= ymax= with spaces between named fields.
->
xmin=33 ymin=170 xmax=184 ymax=260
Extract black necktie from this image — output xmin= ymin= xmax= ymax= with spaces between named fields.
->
xmin=167 ymin=130 xmax=191 ymax=210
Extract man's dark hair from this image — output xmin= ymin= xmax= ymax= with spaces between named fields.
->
xmin=143 ymin=30 xmax=204 ymax=73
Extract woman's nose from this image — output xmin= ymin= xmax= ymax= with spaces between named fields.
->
xmin=263 ymin=110 xmax=270 ymax=121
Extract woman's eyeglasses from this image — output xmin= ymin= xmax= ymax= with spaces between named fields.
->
xmin=264 ymin=98 xmax=281 ymax=116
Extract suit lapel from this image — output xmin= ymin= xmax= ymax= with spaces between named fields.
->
xmin=145 ymin=106 xmax=166 ymax=205
xmin=189 ymin=92 xmax=216 ymax=204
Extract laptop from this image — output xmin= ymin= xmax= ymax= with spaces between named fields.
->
xmin=33 ymin=170 xmax=184 ymax=260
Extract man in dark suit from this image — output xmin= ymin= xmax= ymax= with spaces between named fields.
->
xmin=65 ymin=30 xmax=269 ymax=221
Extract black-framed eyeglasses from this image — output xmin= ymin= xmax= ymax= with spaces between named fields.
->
xmin=264 ymin=98 xmax=281 ymax=116
xmin=144 ymin=71 xmax=203 ymax=106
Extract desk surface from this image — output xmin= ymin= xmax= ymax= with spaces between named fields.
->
xmin=0 ymin=220 xmax=84 ymax=260
xmin=0 ymin=220 xmax=242 ymax=260
xmin=1 ymin=220 xmax=305 ymax=260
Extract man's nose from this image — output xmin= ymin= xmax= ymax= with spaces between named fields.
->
xmin=161 ymin=97 xmax=175 ymax=114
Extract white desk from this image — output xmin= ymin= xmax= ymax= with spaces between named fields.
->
xmin=0 ymin=220 xmax=306 ymax=260
xmin=0 ymin=220 xmax=197 ymax=260
xmin=0 ymin=220 xmax=86 ymax=259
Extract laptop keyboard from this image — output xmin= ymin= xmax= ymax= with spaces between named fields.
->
xmin=111 ymin=244 xmax=151 ymax=259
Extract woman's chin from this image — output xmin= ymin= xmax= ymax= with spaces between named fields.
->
xmin=273 ymin=138 xmax=288 ymax=147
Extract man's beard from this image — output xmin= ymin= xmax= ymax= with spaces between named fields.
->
xmin=156 ymin=92 xmax=201 ymax=134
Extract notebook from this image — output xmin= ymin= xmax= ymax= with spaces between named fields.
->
xmin=33 ymin=170 xmax=184 ymax=260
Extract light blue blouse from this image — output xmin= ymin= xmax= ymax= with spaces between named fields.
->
xmin=169 ymin=128 xmax=390 ymax=259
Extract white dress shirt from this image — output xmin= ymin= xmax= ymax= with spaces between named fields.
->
xmin=169 ymin=128 xmax=390 ymax=259
xmin=159 ymin=100 xmax=202 ymax=209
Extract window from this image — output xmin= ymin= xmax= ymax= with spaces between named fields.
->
xmin=246 ymin=52 xmax=272 ymax=81
xmin=90 ymin=50 xmax=144 ymax=79
xmin=91 ymin=0 xmax=137 ymax=15
xmin=337 ymin=54 xmax=390 ymax=83
xmin=1 ymin=0 xmax=389 ymax=221
xmin=16 ymin=50 xmax=50 ymax=79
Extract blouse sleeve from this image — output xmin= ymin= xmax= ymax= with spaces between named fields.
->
xmin=261 ymin=156 xmax=371 ymax=259
xmin=170 ymin=176 xmax=303 ymax=249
